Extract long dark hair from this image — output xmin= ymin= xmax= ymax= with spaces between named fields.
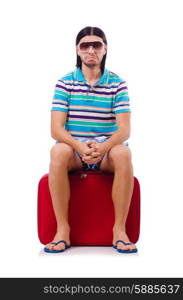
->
xmin=76 ymin=26 xmax=107 ymax=74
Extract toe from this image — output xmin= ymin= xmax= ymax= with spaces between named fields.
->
xmin=118 ymin=244 xmax=135 ymax=251
xmin=45 ymin=243 xmax=55 ymax=250
xmin=115 ymin=241 xmax=137 ymax=252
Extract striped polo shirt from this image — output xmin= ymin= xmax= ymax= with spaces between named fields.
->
xmin=51 ymin=67 xmax=131 ymax=139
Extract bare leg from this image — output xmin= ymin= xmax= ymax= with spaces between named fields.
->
xmin=45 ymin=143 xmax=82 ymax=251
xmin=99 ymin=145 xmax=137 ymax=251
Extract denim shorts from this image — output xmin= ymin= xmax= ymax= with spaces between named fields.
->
xmin=56 ymin=136 xmax=129 ymax=171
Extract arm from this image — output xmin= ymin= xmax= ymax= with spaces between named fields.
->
xmin=83 ymin=78 xmax=131 ymax=162
xmin=102 ymin=112 xmax=131 ymax=152
xmin=51 ymin=111 xmax=80 ymax=150
xmin=82 ymin=112 xmax=131 ymax=163
xmin=51 ymin=111 xmax=93 ymax=156
xmin=51 ymin=79 xmax=94 ymax=155
xmin=102 ymin=79 xmax=131 ymax=152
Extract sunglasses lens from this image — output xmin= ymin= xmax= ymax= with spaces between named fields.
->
xmin=93 ymin=41 xmax=103 ymax=49
xmin=79 ymin=42 xmax=90 ymax=51
xmin=79 ymin=41 xmax=104 ymax=51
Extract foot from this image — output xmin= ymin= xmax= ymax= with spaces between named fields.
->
xmin=45 ymin=227 xmax=70 ymax=251
xmin=112 ymin=227 xmax=137 ymax=252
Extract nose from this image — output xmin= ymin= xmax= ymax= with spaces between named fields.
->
xmin=88 ymin=46 xmax=95 ymax=53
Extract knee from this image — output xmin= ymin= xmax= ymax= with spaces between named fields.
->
xmin=50 ymin=143 xmax=74 ymax=167
xmin=109 ymin=145 xmax=132 ymax=166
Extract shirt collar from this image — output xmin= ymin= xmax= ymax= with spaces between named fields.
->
xmin=73 ymin=67 xmax=109 ymax=85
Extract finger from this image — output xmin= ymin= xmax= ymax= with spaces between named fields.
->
xmin=82 ymin=155 xmax=90 ymax=160
xmin=85 ymin=148 xmax=93 ymax=155
xmin=83 ymin=155 xmax=92 ymax=161
xmin=91 ymin=144 xmax=98 ymax=150
xmin=94 ymin=156 xmax=103 ymax=163
xmin=86 ymin=141 xmax=92 ymax=147
xmin=86 ymin=156 xmax=102 ymax=164
xmin=86 ymin=159 xmax=101 ymax=164
xmin=86 ymin=140 xmax=96 ymax=147
xmin=91 ymin=152 xmax=101 ymax=158
xmin=94 ymin=157 xmax=102 ymax=163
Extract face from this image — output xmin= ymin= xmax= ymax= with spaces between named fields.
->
xmin=76 ymin=35 xmax=107 ymax=68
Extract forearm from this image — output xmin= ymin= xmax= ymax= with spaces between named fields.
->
xmin=102 ymin=127 xmax=130 ymax=152
xmin=51 ymin=127 xmax=81 ymax=152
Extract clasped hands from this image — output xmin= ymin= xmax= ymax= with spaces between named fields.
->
xmin=78 ymin=140 xmax=106 ymax=164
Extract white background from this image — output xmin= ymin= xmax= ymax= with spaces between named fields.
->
xmin=0 ymin=0 xmax=183 ymax=277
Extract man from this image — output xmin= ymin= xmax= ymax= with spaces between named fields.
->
xmin=44 ymin=26 xmax=137 ymax=253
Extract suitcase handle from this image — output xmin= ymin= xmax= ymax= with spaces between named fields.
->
xmin=69 ymin=170 xmax=113 ymax=177
xmin=70 ymin=170 xmax=103 ymax=175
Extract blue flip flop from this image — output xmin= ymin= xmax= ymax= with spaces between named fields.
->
xmin=113 ymin=240 xmax=138 ymax=253
xmin=44 ymin=240 xmax=71 ymax=253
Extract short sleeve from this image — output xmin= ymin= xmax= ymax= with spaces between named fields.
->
xmin=51 ymin=80 xmax=69 ymax=112
xmin=113 ymin=81 xmax=131 ymax=114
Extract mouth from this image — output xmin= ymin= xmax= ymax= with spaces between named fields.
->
xmin=87 ymin=57 xmax=96 ymax=60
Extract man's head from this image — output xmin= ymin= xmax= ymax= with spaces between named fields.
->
xmin=76 ymin=26 xmax=107 ymax=74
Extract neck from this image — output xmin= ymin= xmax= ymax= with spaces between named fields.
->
xmin=81 ymin=64 xmax=102 ymax=82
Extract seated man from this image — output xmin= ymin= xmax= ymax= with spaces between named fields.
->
xmin=44 ymin=26 xmax=137 ymax=254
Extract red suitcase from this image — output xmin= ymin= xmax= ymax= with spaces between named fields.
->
xmin=37 ymin=170 xmax=140 ymax=246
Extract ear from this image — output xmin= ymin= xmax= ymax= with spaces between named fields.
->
xmin=104 ymin=45 xmax=107 ymax=55
xmin=76 ymin=46 xmax=79 ymax=56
